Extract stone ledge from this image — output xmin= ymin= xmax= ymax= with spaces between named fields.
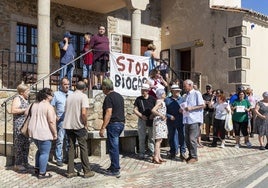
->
xmin=88 ymin=129 xmax=138 ymax=157
xmin=88 ymin=129 xmax=138 ymax=139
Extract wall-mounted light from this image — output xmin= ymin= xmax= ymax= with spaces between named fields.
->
xmin=251 ymin=23 xmax=255 ymax=30
xmin=194 ymin=39 xmax=204 ymax=47
xmin=165 ymin=26 xmax=170 ymax=36
xmin=55 ymin=16 xmax=64 ymax=27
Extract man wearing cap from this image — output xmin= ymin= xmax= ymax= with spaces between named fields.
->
xmin=134 ymin=83 xmax=156 ymax=159
xmin=202 ymin=84 xmax=214 ymax=141
xmin=165 ymin=84 xmax=186 ymax=160
xmin=59 ymin=31 xmax=76 ymax=88
xmin=99 ymin=78 xmax=125 ymax=178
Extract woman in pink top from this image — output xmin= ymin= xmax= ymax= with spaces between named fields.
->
xmin=27 ymin=88 xmax=57 ymax=179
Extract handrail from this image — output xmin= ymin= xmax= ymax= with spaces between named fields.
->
xmin=0 ymin=49 xmax=93 ymax=107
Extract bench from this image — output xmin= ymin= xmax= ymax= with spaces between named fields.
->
xmin=88 ymin=129 xmax=138 ymax=157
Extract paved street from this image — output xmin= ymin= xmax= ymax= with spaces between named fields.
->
xmin=0 ymin=136 xmax=268 ymax=188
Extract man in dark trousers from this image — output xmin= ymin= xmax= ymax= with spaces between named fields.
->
xmin=63 ymin=81 xmax=95 ymax=178
xmin=133 ymin=83 xmax=156 ymax=159
xmin=99 ymin=78 xmax=125 ymax=178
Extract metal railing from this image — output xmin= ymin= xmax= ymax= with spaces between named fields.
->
xmin=0 ymin=49 xmax=92 ymax=156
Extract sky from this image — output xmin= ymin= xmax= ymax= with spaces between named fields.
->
xmin=242 ymin=0 xmax=268 ymax=15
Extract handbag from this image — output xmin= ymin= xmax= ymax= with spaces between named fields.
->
xmin=20 ymin=103 xmax=33 ymax=137
xmin=141 ymin=100 xmax=154 ymax=127
xmin=224 ymin=103 xmax=233 ymax=131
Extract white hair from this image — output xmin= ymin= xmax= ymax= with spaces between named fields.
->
xmin=156 ymin=89 xmax=165 ymax=99
xmin=184 ymin=79 xmax=193 ymax=86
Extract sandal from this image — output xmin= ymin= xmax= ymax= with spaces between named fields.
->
xmin=38 ymin=173 xmax=52 ymax=179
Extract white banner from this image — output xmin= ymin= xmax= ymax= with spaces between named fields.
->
xmin=110 ymin=52 xmax=150 ymax=96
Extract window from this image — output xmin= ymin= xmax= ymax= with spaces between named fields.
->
xmin=70 ymin=32 xmax=84 ymax=68
xmin=16 ymin=23 xmax=38 ymax=64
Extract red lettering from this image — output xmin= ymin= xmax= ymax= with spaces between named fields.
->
xmin=142 ymin=63 xmax=148 ymax=76
xmin=136 ymin=62 xmax=141 ymax=75
xmin=126 ymin=58 xmax=134 ymax=73
xmin=116 ymin=56 xmax=125 ymax=71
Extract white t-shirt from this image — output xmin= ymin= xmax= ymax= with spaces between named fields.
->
xmin=213 ymin=102 xmax=228 ymax=120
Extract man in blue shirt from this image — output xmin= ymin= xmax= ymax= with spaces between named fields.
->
xmin=51 ymin=77 xmax=73 ymax=166
xmin=182 ymin=79 xmax=205 ymax=164
xmin=59 ymin=32 xmax=76 ymax=88
xmin=165 ymin=84 xmax=186 ymax=161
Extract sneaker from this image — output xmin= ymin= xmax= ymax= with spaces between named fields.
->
xmin=65 ymin=172 xmax=79 ymax=178
xmin=186 ymin=158 xmax=198 ymax=164
xmin=180 ymin=152 xmax=187 ymax=161
xmin=138 ymin=153 xmax=145 ymax=159
xmin=84 ymin=171 xmax=95 ymax=178
xmin=246 ymin=141 xmax=252 ymax=148
xmin=56 ymin=161 xmax=63 ymax=167
xmin=259 ymin=146 xmax=265 ymax=150
xmin=265 ymin=144 xmax=268 ymax=149
xmin=210 ymin=142 xmax=217 ymax=147
xmin=234 ymin=144 xmax=240 ymax=148
xmin=106 ymin=171 xmax=121 ymax=178
xmin=38 ymin=173 xmax=52 ymax=179
xmin=220 ymin=143 xmax=225 ymax=148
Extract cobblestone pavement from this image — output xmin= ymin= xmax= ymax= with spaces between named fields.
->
xmin=0 ymin=136 xmax=268 ymax=188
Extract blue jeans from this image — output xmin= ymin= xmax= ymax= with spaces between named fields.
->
xmin=34 ymin=139 xmax=52 ymax=174
xmin=106 ymin=122 xmax=124 ymax=172
xmin=82 ymin=64 xmax=92 ymax=79
xmin=55 ymin=120 xmax=68 ymax=163
xmin=185 ymin=123 xmax=199 ymax=159
xmin=167 ymin=122 xmax=186 ymax=155
xmin=60 ymin=63 xmax=74 ymax=87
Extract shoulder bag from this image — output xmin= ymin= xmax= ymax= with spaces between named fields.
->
xmin=20 ymin=103 xmax=34 ymax=137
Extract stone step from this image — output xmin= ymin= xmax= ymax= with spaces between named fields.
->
xmin=0 ymin=141 xmax=14 ymax=156
xmin=0 ymin=155 xmax=14 ymax=167
xmin=0 ymin=133 xmax=13 ymax=143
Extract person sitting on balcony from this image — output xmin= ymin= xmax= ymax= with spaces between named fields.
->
xmin=82 ymin=32 xmax=93 ymax=89
xmin=144 ymin=43 xmax=160 ymax=73
xmin=59 ymin=32 xmax=76 ymax=88
xmin=89 ymin=25 xmax=110 ymax=90
xmin=11 ymin=84 xmax=30 ymax=172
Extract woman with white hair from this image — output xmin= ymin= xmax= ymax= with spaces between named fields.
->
xmin=151 ymin=89 xmax=168 ymax=164
xmin=11 ymin=84 xmax=30 ymax=172
xmin=254 ymin=91 xmax=268 ymax=150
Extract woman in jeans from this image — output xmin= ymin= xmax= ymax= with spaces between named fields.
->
xmin=27 ymin=88 xmax=57 ymax=179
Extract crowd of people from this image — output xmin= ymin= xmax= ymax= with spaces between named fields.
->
xmin=59 ymin=25 xmax=109 ymax=90
xmin=9 ymin=29 xmax=268 ymax=179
